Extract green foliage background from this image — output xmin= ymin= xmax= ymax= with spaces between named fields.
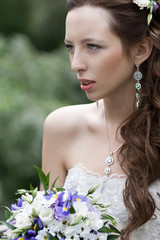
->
xmin=0 ymin=1 xmax=89 ymax=219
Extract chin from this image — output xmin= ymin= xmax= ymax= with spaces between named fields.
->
xmin=86 ymin=92 xmax=103 ymax=102
xmin=85 ymin=92 xmax=97 ymax=100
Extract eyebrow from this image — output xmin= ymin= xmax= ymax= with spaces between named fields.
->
xmin=64 ymin=38 xmax=106 ymax=44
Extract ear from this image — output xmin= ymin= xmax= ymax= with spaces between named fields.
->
xmin=132 ymin=37 xmax=153 ymax=65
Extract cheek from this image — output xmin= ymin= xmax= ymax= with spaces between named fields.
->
xmin=95 ymin=49 xmax=132 ymax=80
xmin=102 ymin=51 xmax=125 ymax=74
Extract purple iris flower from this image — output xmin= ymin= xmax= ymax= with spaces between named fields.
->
xmin=55 ymin=205 xmax=70 ymax=218
xmin=153 ymin=2 xmax=159 ymax=12
xmin=72 ymin=192 xmax=96 ymax=211
xmin=24 ymin=229 xmax=37 ymax=240
xmin=72 ymin=192 xmax=88 ymax=203
xmin=72 ymin=192 xmax=99 ymax=214
xmin=33 ymin=218 xmax=43 ymax=230
xmin=58 ymin=190 xmax=72 ymax=207
xmin=11 ymin=204 xmax=18 ymax=211
xmin=55 ymin=197 xmax=72 ymax=219
xmin=43 ymin=193 xmax=55 ymax=201
xmin=57 ymin=192 xmax=65 ymax=207
xmin=11 ymin=198 xmax=24 ymax=211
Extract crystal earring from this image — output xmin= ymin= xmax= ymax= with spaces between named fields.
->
xmin=133 ymin=64 xmax=142 ymax=109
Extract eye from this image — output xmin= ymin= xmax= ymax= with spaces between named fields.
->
xmin=87 ymin=44 xmax=101 ymax=51
xmin=65 ymin=44 xmax=75 ymax=53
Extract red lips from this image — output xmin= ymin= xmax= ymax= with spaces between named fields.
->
xmin=78 ymin=79 xmax=96 ymax=91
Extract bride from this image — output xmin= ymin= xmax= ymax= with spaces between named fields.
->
xmin=42 ymin=0 xmax=160 ymax=239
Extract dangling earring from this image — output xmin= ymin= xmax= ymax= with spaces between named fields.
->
xmin=133 ymin=64 xmax=142 ymax=109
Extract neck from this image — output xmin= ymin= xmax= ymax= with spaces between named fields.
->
xmin=102 ymin=84 xmax=135 ymax=126
xmin=96 ymin=82 xmax=135 ymax=146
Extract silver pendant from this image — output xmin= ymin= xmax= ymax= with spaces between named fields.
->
xmin=104 ymin=167 xmax=111 ymax=175
xmin=133 ymin=70 xmax=142 ymax=81
xmin=105 ymin=152 xmax=114 ymax=176
xmin=105 ymin=155 xmax=114 ymax=166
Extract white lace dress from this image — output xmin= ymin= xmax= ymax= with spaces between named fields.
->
xmin=64 ymin=163 xmax=160 ymax=240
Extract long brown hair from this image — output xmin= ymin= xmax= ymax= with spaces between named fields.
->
xmin=66 ymin=0 xmax=160 ymax=239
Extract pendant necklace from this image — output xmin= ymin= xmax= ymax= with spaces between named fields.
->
xmin=104 ymin=111 xmax=124 ymax=176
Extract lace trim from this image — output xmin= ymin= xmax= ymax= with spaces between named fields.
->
xmin=68 ymin=163 xmax=127 ymax=180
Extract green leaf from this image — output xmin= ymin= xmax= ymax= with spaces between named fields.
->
xmin=98 ymin=225 xmax=121 ymax=234
xmin=51 ymin=176 xmax=59 ymax=189
xmin=101 ymin=214 xmax=117 ymax=226
xmin=46 ymin=173 xmax=50 ymax=185
xmin=108 ymin=235 xmax=120 ymax=240
xmin=109 ymin=224 xmax=121 ymax=234
xmin=69 ymin=205 xmax=76 ymax=214
xmin=56 ymin=187 xmax=65 ymax=192
xmin=0 ymin=221 xmax=16 ymax=230
xmin=47 ymin=232 xmax=58 ymax=240
xmin=98 ymin=226 xmax=114 ymax=233
xmin=34 ymin=165 xmax=49 ymax=194
xmin=5 ymin=209 xmax=12 ymax=220
xmin=30 ymin=183 xmax=35 ymax=190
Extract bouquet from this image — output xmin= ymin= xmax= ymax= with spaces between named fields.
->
xmin=0 ymin=166 xmax=121 ymax=240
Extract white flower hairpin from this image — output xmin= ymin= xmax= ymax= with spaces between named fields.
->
xmin=133 ymin=0 xmax=159 ymax=24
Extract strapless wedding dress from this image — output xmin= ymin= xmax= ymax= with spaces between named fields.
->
xmin=64 ymin=163 xmax=160 ymax=240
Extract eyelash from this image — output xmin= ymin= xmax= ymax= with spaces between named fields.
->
xmin=65 ymin=44 xmax=101 ymax=53
xmin=87 ymin=44 xmax=101 ymax=50
xmin=65 ymin=44 xmax=75 ymax=53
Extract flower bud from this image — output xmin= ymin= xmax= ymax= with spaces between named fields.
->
xmin=32 ymin=188 xmax=38 ymax=198
xmin=87 ymin=185 xmax=99 ymax=195
xmin=22 ymin=193 xmax=33 ymax=204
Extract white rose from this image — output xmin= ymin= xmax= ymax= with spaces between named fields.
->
xmin=133 ymin=0 xmax=150 ymax=9
xmin=86 ymin=212 xmax=103 ymax=230
xmin=5 ymin=229 xmax=17 ymax=239
xmin=15 ymin=212 xmax=32 ymax=229
xmin=48 ymin=219 xmax=63 ymax=232
xmin=35 ymin=228 xmax=48 ymax=240
xmin=73 ymin=201 xmax=88 ymax=217
xmin=31 ymin=200 xmax=43 ymax=216
xmin=66 ymin=235 xmax=80 ymax=240
xmin=39 ymin=207 xmax=54 ymax=226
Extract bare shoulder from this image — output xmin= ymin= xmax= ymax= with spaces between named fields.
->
xmin=44 ymin=102 xmax=96 ymax=138
xmin=42 ymin=102 xmax=97 ymax=187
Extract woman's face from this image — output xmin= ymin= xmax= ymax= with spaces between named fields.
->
xmin=65 ymin=6 xmax=136 ymax=101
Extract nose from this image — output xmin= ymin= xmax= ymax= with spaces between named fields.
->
xmin=71 ymin=51 xmax=87 ymax=73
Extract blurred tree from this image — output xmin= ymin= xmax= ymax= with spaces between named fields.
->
xmin=0 ymin=0 xmax=66 ymax=51
xmin=0 ymin=34 xmax=90 ymax=219
xmin=0 ymin=0 xmax=32 ymax=35
xmin=0 ymin=0 xmax=89 ymax=220
xmin=28 ymin=0 xmax=66 ymax=51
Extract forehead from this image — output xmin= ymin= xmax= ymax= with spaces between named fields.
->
xmin=65 ymin=6 xmax=114 ymax=40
